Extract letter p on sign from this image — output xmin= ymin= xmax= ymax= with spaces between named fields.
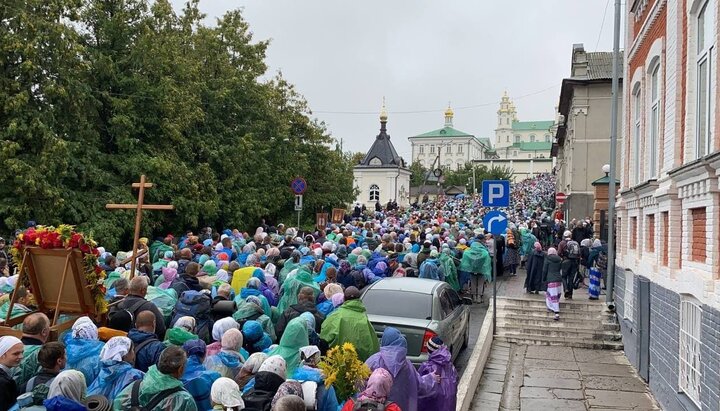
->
xmin=482 ymin=180 xmax=510 ymax=207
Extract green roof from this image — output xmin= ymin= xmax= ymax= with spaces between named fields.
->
xmin=511 ymin=141 xmax=552 ymax=151
xmin=591 ymin=175 xmax=620 ymax=186
xmin=412 ymin=126 xmax=474 ymax=138
xmin=476 ymin=137 xmax=492 ymax=149
xmin=511 ymin=120 xmax=555 ymax=132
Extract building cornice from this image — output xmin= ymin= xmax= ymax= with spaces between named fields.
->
xmin=627 ymin=0 xmax=667 ymax=63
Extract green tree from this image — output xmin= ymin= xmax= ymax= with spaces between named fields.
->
xmin=443 ymin=164 xmax=514 ymax=194
xmin=409 ymin=161 xmax=429 ymax=186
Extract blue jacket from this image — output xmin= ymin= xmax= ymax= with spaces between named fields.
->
xmin=87 ymin=360 xmax=144 ymax=401
xmin=127 ymin=328 xmax=166 ymax=373
xmin=181 ymin=355 xmax=221 ymax=411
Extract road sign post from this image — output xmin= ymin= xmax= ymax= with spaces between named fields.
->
xmin=291 ymin=178 xmax=307 ymax=230
xmin=555 ymin=192 xmax=567 ymax=204
xmin=481 ymin=179 xmax=510 ymax=336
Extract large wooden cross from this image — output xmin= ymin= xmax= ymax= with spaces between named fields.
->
xmin=106 ymin=175 xmax=174 ymax=278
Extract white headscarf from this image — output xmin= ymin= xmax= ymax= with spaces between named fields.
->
xmin=241 ymin=352 xmax=268 ymax=374
xmin=71 ymin=316 xmax=98 ymax=340
xmin=211 ymin=377 xmax=245 ymax=410
xmin=100 ymin=336 xmax=132 ymax=362
xmin=48 ymin=370 xmax=86 ymax=402
xmin=212 ymin=317 xmax=239 ymax=342
xmin=216 ymin=269 xmax=229 ymax=282
xmin=174 ymin=316 xmax=196 ymax=333
xmin=0 ymin=336 xmax=22 ymax=358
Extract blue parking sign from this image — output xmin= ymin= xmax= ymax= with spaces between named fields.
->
xmin=482 ymin=180 xmax=510 ymax=207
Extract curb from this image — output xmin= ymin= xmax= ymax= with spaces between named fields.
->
xmin=456 ymin=304 xmax=495 ymax=411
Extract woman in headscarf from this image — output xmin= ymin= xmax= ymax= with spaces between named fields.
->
xmin=157 ymin=266 xmax=178 ymax=289
xmin=270 ymin=381 xmax=304 ymax=409
xmin=335 ymin=260 xmax=354 ymax=289
xmin=279 ymin=251 xmax=302 ymax=285
xmin=276 ymin=265 xmax=321 ymax=313
xmin=181 ymin=339 xmax=221 ymax=411
xmin=365 ymin=327 xmax=437 ymax=411
xmin=204 ymin=329 xmax=247 ymax=379
xmin=503 ymin=227 xmax=521 ymax=276
xmin=298 ymin=312 xmax=321 ymax=347
xmin=233 ymin=295 xmax=276 ymax=342
xmin=63 ymin=316 xmax=104 ymax=384
xmin=206 ymin=317 xmax=240 ymax=357
xmin=316 ymin=283 xmax=343 ymax=317
xmin=242 ymin=355 xmax=287 ymax=411
xmin=340 ymin=368 xmax=400 ymax=411
xmin=201 ymin=260 xmax=218 ymax=276
xmin=524 ymin=242 xmax=546 ymax=294
xmin=542 ymin=247 xmax=563 ymax=320
xmin=241 ymin=321 xmax=272 ymax=355
xmin=87 ymin=336 xmax=143 ymax=401
xmin=211 ymin=377 xmax=245 ymax=411
xmin=249 ymin=270 xmax=278 ymax=306
xmin=292 ymin=346 xmax=339 ymax=411
xmin=263 ymin=263 xmax=280 ymax=296
xmin=46 ymin=370 xmax=87 ymax=409
xmin=165 ymin=316 xmax=199 ymax=346
xmin=235 ymin=352 xmax=268 ymax=391
xmin=417 ymin=337 xmax=458 ymax=411
xmin=267 ymin=317 xmax=309 ymax=375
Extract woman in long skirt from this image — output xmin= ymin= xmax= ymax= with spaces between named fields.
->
xmin=542 ymin=247 xmax=563 ymax=321
xmin=503 ymin=229 xmax=520 ymax=276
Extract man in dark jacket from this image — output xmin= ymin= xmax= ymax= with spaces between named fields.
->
xmin=127 ymin=311 xmax=166 ymax=372
xmin=171 ymin=262 xmax=203 ymax=296
xmin=275 ymin=287 xmax=324 ymax=339
xmin=211 ymin=283 xmax=236 ymax=323
xmin=416 ymin=241 xmax=432 ymax=268
xmin=112 ymin=276 xmax=167 ymax=339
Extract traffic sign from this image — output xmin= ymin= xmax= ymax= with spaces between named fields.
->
xmin=482 ymin=180 xmax=510 ymax=207
xmin=294 ymin=194 xmax=303 ymax=211
xmin=556 ymin=192 xmax=567 ymax=204
xmin=291 ymin=177 xmax=307 ymax=195
xmin=483 ymin=210 xmax=508 ymax=236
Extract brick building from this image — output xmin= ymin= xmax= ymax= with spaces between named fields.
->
xmin=615 ymin=0 xmax=720 ymax=410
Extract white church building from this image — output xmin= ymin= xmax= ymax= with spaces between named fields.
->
xmin=353 ymin=105 xmax=411 ymax=208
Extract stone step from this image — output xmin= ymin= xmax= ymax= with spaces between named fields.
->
xmin=496 ymin=323 xmax=622 ymax=340
xmin=495 ymin=333 xmax=624 ymax=350
xmin=497 ymin=297 xmax=610 ymax=312
xmin=496 ymin=316 xmax=620 ymax=331
xmin=496 ymin=305 xmax=617 ymax=321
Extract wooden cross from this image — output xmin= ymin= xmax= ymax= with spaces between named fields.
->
xmin=106 ymin=175 xmax=174 ymax=278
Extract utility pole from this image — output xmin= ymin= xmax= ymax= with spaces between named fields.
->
xmin=606 ymin=0 xmax=621 ymax=309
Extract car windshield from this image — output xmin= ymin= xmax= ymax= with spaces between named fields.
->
xmin=362 ymin=290 xmax=433 ymax=319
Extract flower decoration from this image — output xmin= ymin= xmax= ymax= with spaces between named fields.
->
xmin=318 ymin=342 xmax=371 ymax=402
xmin=12 ymin=225 xmax=108 ymax=314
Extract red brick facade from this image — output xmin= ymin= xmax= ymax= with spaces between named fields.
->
xmin=691 ymin=207 xmax=706 ymax=262
xmin=647 ymin=214 xmax=655 ymax=253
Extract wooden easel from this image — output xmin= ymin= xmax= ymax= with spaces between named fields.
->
xmin=106 ymin=175 xmax=174 ymax=278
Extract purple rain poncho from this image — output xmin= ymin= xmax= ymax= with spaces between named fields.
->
xmin=417 ymin=346 xmax=458 ymax=411
xmin=365 ymin=327 xmax=436 ymax=411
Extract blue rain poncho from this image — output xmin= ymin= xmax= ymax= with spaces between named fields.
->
xmin=63 ymin=333 xmax=104 ymax=384
xmin=181 ymin=355 xmax=221 ymax=411
xmin=87 ymin=360 xmax=144 ymax=401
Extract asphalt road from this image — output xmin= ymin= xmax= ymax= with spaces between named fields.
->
xmin=455 ymin=298 xmax=489 ymax=377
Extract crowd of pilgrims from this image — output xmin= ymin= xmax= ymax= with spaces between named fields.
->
xmin=0 ymin=173 xmax=608 ymax=411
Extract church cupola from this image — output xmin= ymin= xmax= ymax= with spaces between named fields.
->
xmin=444 ymin=103 xmax=454 ymax=127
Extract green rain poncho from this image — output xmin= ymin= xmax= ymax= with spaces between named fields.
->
xmin=279 ymin=259 xmax=300 ymax=285
xmin=459 ymin=242 xmax=492 ymax=281
xmin=232 ymin=298 xmax=276 ymax=342
xmin=114 ymin=365 xmax=197 ymax=411
xmin=276 ymin=267 xmax=321 ymax=313
xmin=439 ymin=252 xmax=461 ymax=291
xmin=519 ymin=228 xmax=538 ymax=257
xmin=11 ymin=344 xmax=41 ymax=388
xmin=319 ymin=299 xmax=379 ymax=362
xmin=164 ymin=327 xmax=198 ymax=346
xmin=267 ymin=317 xmax=309 ymax=374
xmin=146 ymin=286 xmax=177 ymax=325
xmin=149 ymin=241 xmax=173 ymax=264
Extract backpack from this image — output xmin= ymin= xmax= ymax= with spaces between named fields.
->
xmin=128 ymin=379 xmax=184 ymax=411
xmin=108 ymin=298 xmax=149 ymax=332
xmin=565 ymin=240 xmax=580 ymax=259
xmin=170 ymin=290 xmax=212 ymax=342
xmin=353 ymin=399 xmax=395 ymax=411
xmin=596 ymin=250 xmax=608 ymax=270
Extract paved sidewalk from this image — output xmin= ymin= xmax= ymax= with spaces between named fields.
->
xmin=471 ymin=343 xmax=661 ymax=410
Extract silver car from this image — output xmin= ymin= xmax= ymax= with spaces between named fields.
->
xmin=360 ymin=277 xmax=472 ymax=365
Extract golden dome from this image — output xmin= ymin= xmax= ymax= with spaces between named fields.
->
xmin=444 ymin=105 xmax=454 ymax=118
xmin=380 ymin=97 xmax=388 ymax=121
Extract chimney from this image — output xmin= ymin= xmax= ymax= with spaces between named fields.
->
xmin=571 ymin=43 xmax=588 ymax=78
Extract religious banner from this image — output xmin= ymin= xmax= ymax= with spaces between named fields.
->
xmin=331 ymin=208 xmax=345 ymax=224
xmin=316 ymin=213 xmax=328 ymax=231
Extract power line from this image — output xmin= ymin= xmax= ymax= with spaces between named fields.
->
xmin=595 ymin=0 xmax=612 ymax=51
xmin=313 ymin=83 xmax=561 ymax=115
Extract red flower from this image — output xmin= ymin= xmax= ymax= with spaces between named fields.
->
xmin=94 ymin=266 xmax=103 ymax=274
xmin=79 ymin=243 xmax=91 ymax=254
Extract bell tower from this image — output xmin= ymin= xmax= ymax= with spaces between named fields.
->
xmin=495 ymin=91 xmax=517 ymax=149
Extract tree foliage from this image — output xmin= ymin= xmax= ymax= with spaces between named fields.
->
xmin=0 ymin=0 xmax=356 ymax=249
xmin=442 ymin=164 xmax=515 ymax=193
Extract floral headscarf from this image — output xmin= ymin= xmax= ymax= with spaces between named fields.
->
xmin=358 ymin=368 xmax=393 ymax=403
xmin=71 ymin=316 xmax=98 ymax=340
xmin=270 ymin=381 xmax=304 ymax=408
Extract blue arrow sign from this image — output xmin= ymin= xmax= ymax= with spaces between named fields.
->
xmin=483 ymin=210 xmax=508 ymax=236
xmin=482 ymin=180 xmax=510 ymax=207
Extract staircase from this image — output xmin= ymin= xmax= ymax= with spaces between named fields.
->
xmin=494 ymin=296 xmax=623 ymax=350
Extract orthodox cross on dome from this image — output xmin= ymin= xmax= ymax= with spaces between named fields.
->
xmin=379 ymin=97 xmax=389 ymax=135
xmin=106 ymin=175 xmax=174 ymax=278
xmin=444 ymin=102 xmax=454 ymax=127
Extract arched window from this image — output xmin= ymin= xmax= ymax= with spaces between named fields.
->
xmin=369 ymin=184 xmax=380 ymax=202
xmin=649 ymin=62 xmax=660 ymax=177
xmin=545 ymin=134 xmax=551 ymax=142
xmin=695 ymin=0 xmax=715 ymax=158
xmin=633 ymin=83 xmax=642 ymax=184
xmin=514 ymin=135 xmax=521 ymax=143
xmin=530 ymin=134 xmax=536 ymax=142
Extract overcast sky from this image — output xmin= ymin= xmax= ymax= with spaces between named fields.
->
xmin=170 ymin=1 xmax=622 ymax=161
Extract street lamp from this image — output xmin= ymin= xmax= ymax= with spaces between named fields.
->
xmin=602 ymin=164 xmax=610 ymax=175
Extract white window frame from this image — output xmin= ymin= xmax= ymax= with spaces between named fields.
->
xmin=649 ymin=62 xmax=660 ymax=178
xmin=514 ymin=135 xmax=520 ymax=143
xmin=624 ymin=271 xmax=635 ymax=322
xmin=369 ymin=184 xmax=380 ymax=202
xmin=530 ymin=134 xmax=536 ymax=142
xmin=545 ymin=134 xmax=551 ymax=142
xmin=458 ymin=144 xmax=463 ymax=154
xmin=633 ymin=84 xmax=642 ymax=184
xmin=695 ymin=0 xmax=715 ymax=158
xmin=679 ymin=297 xmax=702 ymax=407
xmin=419 ymin=145 xmax=424 ymax=154
xmin=430 ymin=145 xmax=435 ymax=154
xmin=446 ymin=144 xmax=452 ymax=154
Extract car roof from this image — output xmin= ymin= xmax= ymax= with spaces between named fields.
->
xmin=365 ymin=277 xmax=446 ymax=295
